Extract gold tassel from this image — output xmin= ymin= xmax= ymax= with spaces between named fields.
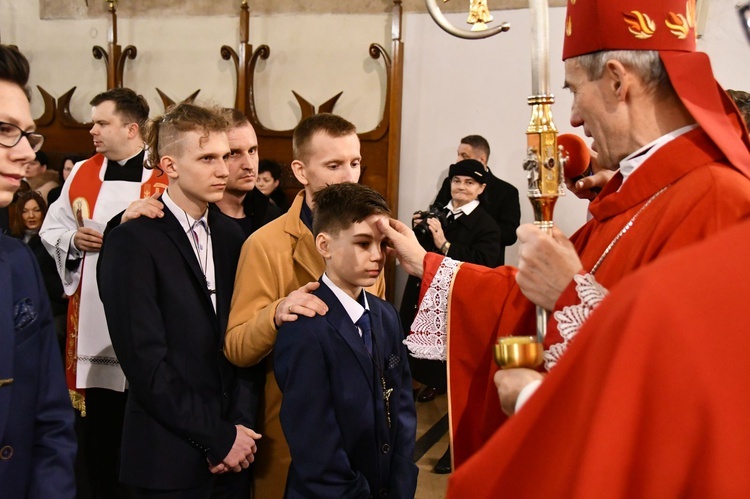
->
xmin=69 ymin=389 xmax=86 ymax=417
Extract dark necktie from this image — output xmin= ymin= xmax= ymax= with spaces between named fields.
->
xmin=356 ymin=310 xmax=373 ymax=355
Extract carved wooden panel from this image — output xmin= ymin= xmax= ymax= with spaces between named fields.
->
xmin=33 ymin=0 xmax=405 ymax=299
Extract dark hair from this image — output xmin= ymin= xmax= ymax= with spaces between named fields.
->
xmin=61 ymin=154 xmax=85 ymax=168
xmin=460 ymin=135 xmax=491 ymax=162
xmin=258 ymin=158 xmax=283 ymax=181
xmin=34 ymin=150 xmax=49 ymax=168
xmin=90 ymin=88 xmax=150 ymax=130
xmin=312 ymin=182 xmax=390 ymax=237
xmin=10 ymin=191 xmax=47 ymax=237
xmin=144 ymin=102 xmax=229 ymax=169
xmin=293 ymin=113 xmax=356 ymax=162
xmin=728 ymin=89 xmax=750 ymax=129
xmin=0 ymin=44 xmax=31 ymax=99
xmin=223 ymin=107 xmax=251 ymax=128
xmin=59 ymin=154 xmax=84 ymax=182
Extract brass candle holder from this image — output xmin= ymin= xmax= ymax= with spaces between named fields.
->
xmin=424 ymin=0 xmax=562 ymax=369
xmin=495 ymin=95 xmax=564 ymax=369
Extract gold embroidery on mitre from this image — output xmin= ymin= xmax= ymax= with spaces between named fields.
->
xmin=624 ymin=11 xmax=656 ymax=39
xmin=686 ymin=0 xmax=696 ymax=28
xmin=566 ymin=15 xmax=572 ymax=36
xmin=570 ymin=0 xmax=576 ymax=5
xmin=665 ymin=12 xmax=690 ymax=40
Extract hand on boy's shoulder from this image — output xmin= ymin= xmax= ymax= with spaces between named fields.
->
xmin=274 ymin=281 xmax=329 ymax=328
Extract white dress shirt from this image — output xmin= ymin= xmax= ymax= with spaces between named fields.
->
xmin=162 ymin=191 xmax=217 ymax=312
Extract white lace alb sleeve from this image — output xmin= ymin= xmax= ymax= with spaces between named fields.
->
xmin=544 ymin=273 xmax=608 ymax=371
xmin=39 ymin=162 xmax=85 ymax=295
xmin=403 ymin=257 xmax=461 ymax=361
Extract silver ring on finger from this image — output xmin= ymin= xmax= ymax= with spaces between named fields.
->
xmin=288 ymin=304 xmax=293 ymax=313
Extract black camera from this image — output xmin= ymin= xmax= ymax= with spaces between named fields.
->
xmin=413 ymin=204 xmax=449 ymax=250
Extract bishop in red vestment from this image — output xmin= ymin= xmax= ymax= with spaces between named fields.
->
xmin=446 ymin=215 xmax=750 ymax=498
xmin=379 ymin=0 xmax=750 ymax=470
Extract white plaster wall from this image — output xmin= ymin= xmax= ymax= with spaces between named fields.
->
xmin=0 ymin=1 xmax=389 ymax=131
xmin=399 ymin=8 xmax=583 ymax=271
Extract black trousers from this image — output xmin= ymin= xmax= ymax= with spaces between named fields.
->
xmin=78 ymin=387 xmax=132 ymax=499
xmin=131 ymin=470 xmax=252 ymax=499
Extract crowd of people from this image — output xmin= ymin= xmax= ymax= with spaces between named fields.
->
xmin=3 ymin=0 xmax=750 ymax=497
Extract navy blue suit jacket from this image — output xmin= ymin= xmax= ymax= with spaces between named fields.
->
xmin=99 ymin=206 xmax=249 ymax=490
xmin=0 ymin=234 xmax=76 ymax=498
xmin=275 ymin=280 xmax=418 ymax=498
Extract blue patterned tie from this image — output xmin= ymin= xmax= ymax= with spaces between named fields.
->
xmin=356 ymin=310 xmax=373 ymax=355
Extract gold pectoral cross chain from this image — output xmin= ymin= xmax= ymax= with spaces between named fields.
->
xmin=366 ymin=321 xmax=393 ymax=429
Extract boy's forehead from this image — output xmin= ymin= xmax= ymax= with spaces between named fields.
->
xmin=349 ymin=215 xmax=387 ymax=236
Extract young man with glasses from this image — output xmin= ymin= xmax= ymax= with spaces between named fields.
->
xmin=0 ymin=43 xmax=76 ymax=499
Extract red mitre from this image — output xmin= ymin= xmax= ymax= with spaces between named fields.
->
xmin=562 ymin=0 xmax=750 ymax=176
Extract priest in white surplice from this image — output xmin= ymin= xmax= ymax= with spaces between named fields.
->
xmin=40 ymin=87 xmax=165 ymax=498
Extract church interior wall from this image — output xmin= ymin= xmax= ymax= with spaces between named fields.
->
xmin=2 ymin=0 xmax=747 ymax=305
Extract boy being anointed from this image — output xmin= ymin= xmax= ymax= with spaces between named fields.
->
xmin=274 ymin=182 xmax=418 ymax=498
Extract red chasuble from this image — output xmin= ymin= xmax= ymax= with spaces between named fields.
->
xmin=444 ymin=128 xmax=750 ymax=467
xmin=446 ymin=217 xmax=750 ymax=498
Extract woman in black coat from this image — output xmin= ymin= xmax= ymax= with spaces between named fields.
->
xmin=11 ymin=191 xmax=68 ymax=356
xmin=399 ymin=159 xmax=504 ymax=473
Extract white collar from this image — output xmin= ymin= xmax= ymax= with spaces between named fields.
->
xmin=162 ymin=190 xmax=210 ymax=235
xmin=619 ymin=124 xmax=698 ymax=185
xmin=322 ymin=273 xmax=369 ymax=324
xmin=445 ymin=198 xmax=480 ymax=216
xmin=111 ymin=148 xmax=144 ymax=167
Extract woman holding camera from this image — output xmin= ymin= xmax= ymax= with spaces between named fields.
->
xmin=400 ymin=159 xmax=503 ymax=473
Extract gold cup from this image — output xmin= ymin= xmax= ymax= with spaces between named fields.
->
xmin=494 ymin=336 xmax=544 ymax=369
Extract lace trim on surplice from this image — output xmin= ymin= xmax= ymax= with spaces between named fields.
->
xmin=545 ymin=273 xmax=608 ymax=371
xmin=403 ymin=257 xmax=461 ymax=361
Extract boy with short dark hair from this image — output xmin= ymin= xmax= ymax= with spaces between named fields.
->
xmin=274 ymin=182 xmax=418 ymax=498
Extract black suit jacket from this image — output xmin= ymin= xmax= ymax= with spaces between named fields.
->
xmin=435 ymin=166 xmax=520 ymax=248
xmin=99 ymin=205 xmax=248 ymax=490
xmin=442 ymin=206 xmax=504 ymax=267
xmin=25 ymin=235 xmax=67 ymax=316
xmin=399 ymin=206 xmax=503 ymax=383
xmin=275 ymin=280 xmax=418 ymax=499
xmin=243 ymin=188 xmax=283 ymax=234
xmin=208 ymin=188 xmax=283 ymax=240
xmin=209 ymin=188 xmax=282 ymax=429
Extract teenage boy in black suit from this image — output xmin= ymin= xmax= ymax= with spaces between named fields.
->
xmin=99 ymin=102 xmax=260 ymax=498
xmin=274 ymin=182 xmax=418 ymax=499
